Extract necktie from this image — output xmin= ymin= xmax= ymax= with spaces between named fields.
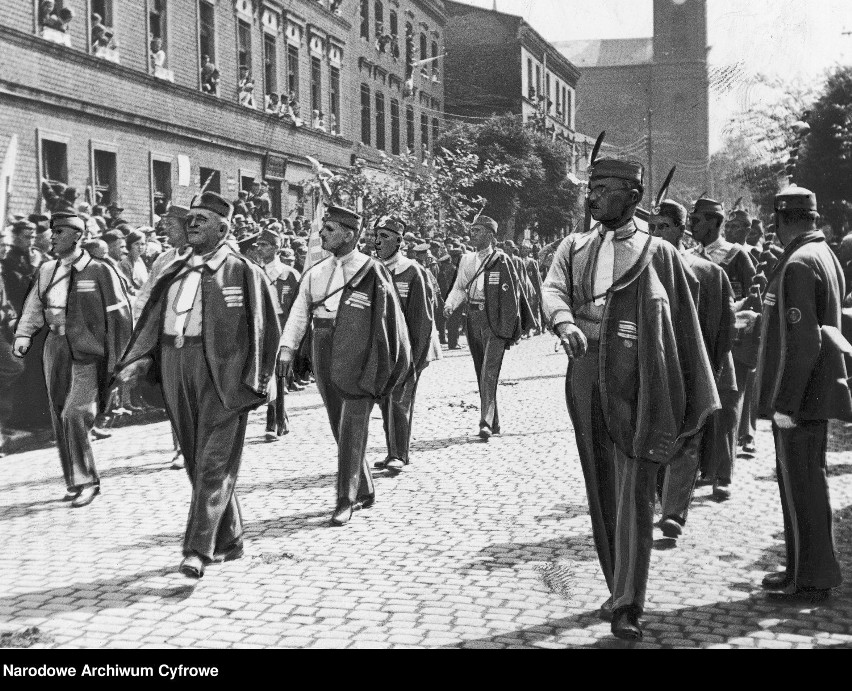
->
xmin=324 ymin=259 xmax=345 ymax=312
xmin=594 ymin=231 xmax=614 ymax=306
xmin=475 ymin=255 xmax=486 ymax=300
xmin=172 ymin=256 xmax=203 ymax=342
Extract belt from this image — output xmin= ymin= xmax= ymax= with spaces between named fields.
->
xmin=313 ymin=317 xmax=335 ymax=329
xmin=47 ymin=323 xmax=66 ymax=335
xmin=162 ymin=334 xmax=203 ymax=348
xmin=469 ymin=301 xmax=485 ymax=311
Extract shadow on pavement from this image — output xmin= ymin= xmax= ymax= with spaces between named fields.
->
xmin=462 ymin=536 xmax=598 ymax=573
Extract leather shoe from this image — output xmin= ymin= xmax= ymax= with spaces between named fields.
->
xmin=170 ymin=452 xmax=185 ymax=470
xmin=385 ymin=457 xmax=405 ymax=472
xmin=373 ymin=457 xmax=390 ymax=469
xmin=478 ymin=424 xmax=492 ymax=440
xmin=599 ymin=596 xmax=614 ymax=622
xmin=264 ymin=430 xmax=279 ymax=442
xmin=713 ymin=482 xmax=731 ymax=501
xmin=611 ymin=607 xmax=643 ymax=641
xmin=179 ymin=554 xmax=205 ymax=579
xmin=62 ymin=489 xmax=81 ymax=502
xmin=660 ymin=517 xmax=683 ymax=539
xmin=90 ymin=427 xmax=112 ymax=440
xmin=330 ymin=501 xmax=353 ymax=526
xmin=71 ymin=485 xmax=100 ymax=508
xmin=766 ymin=586 xmax=831 ymax=604
xmin=212 ymin=542 xmax=244 ymax=564
xmin=762 ymin=571 xmax=792 ymax=590
xmin=356 ymin=493 xmax=376 ymax=510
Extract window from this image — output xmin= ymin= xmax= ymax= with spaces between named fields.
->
xmin=562 ymin=86 xmax=568 ymax=123
xmin=374 ymin=1 xmax=383 ymax=38
xmin=41 ymin=139 xmax=68 ymax=185
xmin=152 ymin=159 xmax=172 ymax=216
xmin=360 ymin=84 xmax=371 ymax=145
xmin=264 ymin=33 xmax=277 ymax=96
xmin=420 ymin=113 xmax=429 ymax=159
xmin=527 ymin=58 xmax=534 ymax=98
xmin=389 ymin=10 xmax=398 ymax=37
xmin=360 ymin=0 xmax=369 ymax=40
xmin=566 ymin=88 xmax=574 ymax=127
xmin=91 ymin=0 xmax=117 ymax=60
xmin=545 ymin=73 xmax=551 ymax=112
xmin=93 ymin=150 xmax=117 ymax=207
xmin=287 ymin=44 xmax=299 ymax=97
xmin=241 ymin=175 xmax=255 ymax=193
xmin=406 ymin=105 xmax=415 ymax=154
xmin=199 ymin=1 xmax=217 ymax=93
xmin=535 ymin=64 xmax=541 ymax=98
xmin=91 ymin=0 xmax=113 ymax=28
xmin=432 ymin=118 xmax=440 ymax=152
xmin=405 ymin=23 xmax=413 ymax=78
xmin=375 ymin=92 xmax=386 ymax=151
xmin=311 ymin=57 xmax=322 ymax=117
xmin=391 ymin=99 xmax=400 ymax=155
xmin=419 ymin=33 xmax=428 ymax=76
xmin=149 ymin=0 xmax=168 ymax=71
xmin=237 ymin=20 xmax=252 ymax=74
xmin=431 ymin=41 xmax=439 ymax=80
xmin=330 ymin=66 xmax=341 ymax=135
xmin=199 ymin=167 xmax=220 ymax=194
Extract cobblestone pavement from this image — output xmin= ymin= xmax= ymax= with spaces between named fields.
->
xmin=2 ymin=334 xmax=852 ymax=649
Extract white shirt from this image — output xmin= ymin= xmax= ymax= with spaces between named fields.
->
xmin=280 ymin=249 xmax=371 ymax=352
xmin=162 ymin=244 xmax=232 ymax=337
xmin=444 ymin=247 xmax=493 ymax=313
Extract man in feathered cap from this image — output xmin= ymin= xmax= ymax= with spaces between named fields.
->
xmin=543 ymin=158 xmax=719 ymax=640
xmin=116 ymin=192 xmax=280 ymax=578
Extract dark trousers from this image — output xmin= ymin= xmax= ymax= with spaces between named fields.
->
xmin=161 ymin=343 xmax=246 ymax=562
xmin=738 ymin=368 xmax=757 ymax=442
xmin=435 ymin=310 xmax=447 ymax=344
xmin=380 ymin=372 xmax=420 ymax=463
xmin=658 ymin=431 xmax=702 ymax=525
xmin=266 ymin=374 xmax=289 ymax=435
xmin=773 ymin=420 xmax=842 ymax=590
xmin=446 ymin=307 xmax=464 ymax=348
xmin=0 ymin=335 xmax=24 ymax=438
xmin=466 ymin=308 xmax=507 ymax=430
xmin=702 ymin=360 xmax=750 ymax=483
xmin=43 ymin=332 xmax=100 ymax=491
xmin=312 ymin=325 xmax=375 ymax=505
xmin=566 ymin=347 xmax=659 ymax=613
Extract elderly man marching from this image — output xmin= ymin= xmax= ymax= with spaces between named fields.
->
xmin=542 ymin=158 xmax=719 ymax=640
xmin=253 ymin=224 xmax=300 ymax=442
xmin=116 ymin=193 xmax=280 ymax=578
xmin=443 ymin=215 xmax=528 ymax=440
xmin=372 ymin=217 xmax=440 ymax=473
xmin=755 ymin=186 xmax=852 ymax=602
xmin=648 ymin=200 xmax=737 ymax=541
xmin=13 ymin=212 xmax=134 ymax=507
xmin=277 ymin=206 xmax=411 ymax=526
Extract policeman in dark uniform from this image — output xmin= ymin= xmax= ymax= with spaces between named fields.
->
xmin=755 ymin=186 xmax=852 ymax=602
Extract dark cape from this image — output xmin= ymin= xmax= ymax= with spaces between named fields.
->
xmin=482 ymin=250 xmax=534 ymax=346
xmin=600 ymin=237 xmax=721 ymax=465
xmin=330 ymin=259 xmax=412 ymax=400
xmin=391 ymin=262 xmax=436 ymax=374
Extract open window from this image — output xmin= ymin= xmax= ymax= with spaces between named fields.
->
xmin=330 ymin=66 xmax=341 ymax=135
xmin=420 ymin=113 xmax=429 ymax=160
xmin=391 ymin=99 xmax=400 ymax=155
xmin=375 ymin=92 xmax=386 ymax=151
xmin=149 ymin=0 xmax=173 ymax=80
xmin=151 ymin=157 xmax=172 ymax=219
xmin=92 ymin=148 xmax=118 ymax=208
xmin=41 ymin=138 xmax=68 ymax=189
xmin=91 ymin=0 xmax=120 ymax=63
xmin=264 ymin=33 xmax=278 ymax=100
xmin=237 ymin=19 xmax=256 ymax=108
xmin=38 ymin=0 xmax=72 ymax=47
xmin=199 ymin=0 xmax=219 ymax=95
xmin=406 ymin=105 xmax=415 ymax=155
xmin=360 ymin=84 xmax=371 ymax=145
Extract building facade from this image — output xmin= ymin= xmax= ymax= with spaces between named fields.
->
xmin=442 ymin=1 xmax=579 ymax=148
xmin=1 ymin=0 xmax=445 ymax=225
xmin=350 ymin=0 xmax=446 ymax=167
xmin=556 ymin=0 xmax=710 ymax=201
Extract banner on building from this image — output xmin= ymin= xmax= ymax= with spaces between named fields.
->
xmin=1 ymin=134 xmax=19 ymax=226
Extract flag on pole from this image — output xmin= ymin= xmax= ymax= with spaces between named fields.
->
xmin=0 ymin=134 xmax=18 ymax=226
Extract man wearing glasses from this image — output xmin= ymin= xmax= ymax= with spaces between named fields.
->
xmin=116 ymin=192 xmax=280 ymax=579
xmin=542 ymin=158 xmax=718 ymax=641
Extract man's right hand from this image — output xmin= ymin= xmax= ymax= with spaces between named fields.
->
xmin=277 ymin=347 xmax=293 ymax=379
xmin=555 ymin=323 xmax=587 ymax=360
xmin=12 ymin=337 xmax=31 ymax=358
xmin=443 ymin=304 xmax=454 ymax=319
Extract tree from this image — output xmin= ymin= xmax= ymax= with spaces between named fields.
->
xmin=797 ymin=66 xmax=852 ymax=233
xmin=436 ymin=115 xmax=581 ymax=242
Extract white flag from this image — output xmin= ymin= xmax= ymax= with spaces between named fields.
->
xmin=1 ymin=134 xmax=18 ymax=225
xmin=305 ymin=195 xmax=330 ymax=271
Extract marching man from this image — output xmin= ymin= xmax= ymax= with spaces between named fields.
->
xmin=14 ymin=212 xmax=133 ymax=507
xmin=277 ymin=206 xmax=411 ymax=526
xmin=117 ymin=192 xmax=280 ymax=578
xmin=372 ymin=216 xmax=440 ymax=473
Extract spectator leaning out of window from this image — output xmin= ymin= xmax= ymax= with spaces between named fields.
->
xmin=201 ymin=55 xmax=220 ymax=95
xmin=238 ymin=67 xmax=256 ymax=108
xmin=40 ymin=1 xmax=73 ymax=32
xmin=150 ymin=37 xmax=166 ymax=70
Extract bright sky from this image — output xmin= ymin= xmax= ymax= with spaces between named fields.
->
xmin=459 ymin=0 xmax=852 ymax=151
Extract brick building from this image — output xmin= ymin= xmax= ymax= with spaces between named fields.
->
xmin=556 ymin=0 xmax=711 ymax=202
xmin=0 ymin=0 xmax=444 ymax=226
xmin=350 ymin=0 xmax=446 ymax=167
xmin=442 ymin=1 xmax=580 ymax=150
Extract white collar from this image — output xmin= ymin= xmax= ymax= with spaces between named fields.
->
xmin=190 ymin=243 xmax=232 ymax=271
xmin=60 ymin=249 xmax=90 ymax=271
xmin=264 ymin=256 xmax=286 ymax=281
xmin=476 ymin=246 xmax=493 ymax=260
xmin=704 ymin=236 xmax=730 ymax=253
xmin=383 ymin=253 xmax=415 ymax=275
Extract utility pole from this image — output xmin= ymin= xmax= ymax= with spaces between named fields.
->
xmin=646 ymin=62 xmax=654 ymax=205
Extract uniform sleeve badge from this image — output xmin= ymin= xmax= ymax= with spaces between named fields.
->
xmin=786 ymin=307 xmax=802 ymax=324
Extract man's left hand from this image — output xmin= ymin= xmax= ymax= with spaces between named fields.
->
xmin=773 ymin=412 xmax=797 ymax=429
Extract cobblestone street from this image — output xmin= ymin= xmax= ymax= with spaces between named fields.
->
xmin=1 ymin=334 xmax=851 ymax=649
